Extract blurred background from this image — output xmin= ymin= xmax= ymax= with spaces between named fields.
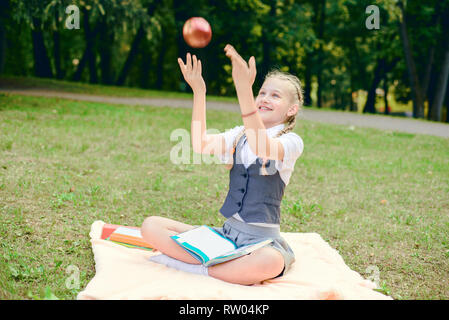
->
xmin=0 ymin=0 xmax=448 ymax=122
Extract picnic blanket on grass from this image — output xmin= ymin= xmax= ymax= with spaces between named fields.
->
xmin=77 ymin=220 xmax=392 ymax=300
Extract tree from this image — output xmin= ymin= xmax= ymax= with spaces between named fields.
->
xmin=10 ymin=0 xmax=55 ymax=78
xmin=259 ymin=0 xmax=277 ymax=85
xmin=398 ymin=1 xmax=424 ymax=118
xmin=429 ymin=5 xmax=449 ymax=121
xmin=0 ymin=0 xmax=10 ymax=75
xmin=115 ymin=0 xmax=158 ymax=86
xmin=81 ymin=6 xmax=97 ymax=83
xmin=396 ymin=0 xmax=445 ymax=119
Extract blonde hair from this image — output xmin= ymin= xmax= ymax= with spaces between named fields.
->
xmin=225 ymin=70 xmax=304 ymax=173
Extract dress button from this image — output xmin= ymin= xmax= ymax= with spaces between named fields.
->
xmin=240 ymin=188 xmax=245 ymax=193
xmin=237 ymin=202 xmax=242 ymax=207
xmin=242 ymin=173 xmax=248 ymax=178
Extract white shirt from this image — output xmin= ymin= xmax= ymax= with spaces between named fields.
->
xmin=219 ymin=123 xmax=304 ymax=185
xmin=219 ymin=124 xmax=304 ymax=227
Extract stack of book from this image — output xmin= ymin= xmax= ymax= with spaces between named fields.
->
xmin=101 ymin=224 xmax=153 ymax=251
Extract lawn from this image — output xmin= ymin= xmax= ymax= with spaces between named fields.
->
xmin=0 ymin=75 xmax=238 ymax=103
xmin=0 ymin=91 xmax=448 ymax=300
xmin=1 ymin=75 xmax=420 ymax=118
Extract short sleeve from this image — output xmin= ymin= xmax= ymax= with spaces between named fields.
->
xmin=275 ymin=132 xmax=304 ymax=171
xmin=217 ymin=125 xmax=244 ymax=164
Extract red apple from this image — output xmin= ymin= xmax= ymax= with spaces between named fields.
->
xmin=183 ymin=17 xmax=212 ymax=48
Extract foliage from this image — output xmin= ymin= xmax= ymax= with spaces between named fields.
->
xmin=1 ymin=0 xmax=449 ymax=120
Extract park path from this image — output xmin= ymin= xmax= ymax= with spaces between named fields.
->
xmin=1 ymin=88 xmax=448 ymax=138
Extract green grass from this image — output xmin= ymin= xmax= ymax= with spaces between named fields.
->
xmin=0 ymin=75 xmax=238 ymax=103
xmin=0 ymin=91 xmax=448 ymax=300
xmin=2 ymin=75 xmax=434 ymax=120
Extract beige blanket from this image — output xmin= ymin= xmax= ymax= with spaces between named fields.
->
xmin=77 ymin=221 xmax=392 ymax=300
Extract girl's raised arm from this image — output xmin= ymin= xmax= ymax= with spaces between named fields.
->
xmin=224 ymin=44 xmax=285 ymax=161
xmin=178 ymin=53 xmax=226 ymax=156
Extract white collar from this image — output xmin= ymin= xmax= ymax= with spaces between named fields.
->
xmin=240 ymin=123 xmax=285 ymax=146
xmin=266 ymin=123 xmax=286 ymax=137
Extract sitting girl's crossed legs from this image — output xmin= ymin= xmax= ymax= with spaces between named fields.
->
xmin=141 ymin=216 xmax=284 ymax=285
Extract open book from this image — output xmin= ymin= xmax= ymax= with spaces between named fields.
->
xmin=171 ymin=225 xmax=273 ymax=267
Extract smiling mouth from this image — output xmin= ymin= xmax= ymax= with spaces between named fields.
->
xmin=258 ymin=106 xmax=272 ymax=111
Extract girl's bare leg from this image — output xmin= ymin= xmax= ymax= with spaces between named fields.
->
xmin=208 ymin=246 xmax=285 ymax=285
xmin=141 ymin=216 xmax=200 ymax=265
xmin=142 ymin=216 xmax=285 ymax=285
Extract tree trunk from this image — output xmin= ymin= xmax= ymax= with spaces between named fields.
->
xmin=363 ymin=59 xmax=384 ymax=114
xmin=53 ymin=30 xmax=63 ymax=79
xmin=422 ymin=47 xmax=435 ymax=102
xmin=31 ymin=18 xmax=53 ymax=78
xmin=398 ymin=1 xmax=424 ymax=118
xmin=139 ymin=39 xmax=152 ymax=89
xmin=0 ymin=19 xmax=5 ymax=74
xmin=72 ymin=21 xmax=100 ymax=82
xmin=155 ymin=26 xmax=166 ymax=90
xmin=303 ymin=53 xmax=312 ymax=106
xmin=82 ymin=8 xmax=97 ymax=84
xmin=363 ymin=58 xmax=398 ymax=114
xmin=427 ymin=68 xmax=437 ymax=120
xmin=430 ymin=17 xmax=449 ymax=122
xmin=422 ymin=8 xmax=442 ymax=105
xmin=116 ymin=2 xmax=159 ymax=86
xmin=383 ymin=77 xmax=389 ymax=115
xmin=98 ymin=17 xmax=114 ymax=85
xmin=445 ymin=83 xmax=449 ymax=122
xmin=0 ymin=0 xmax=8 ymax=74
xmin=52 ymin=8 xmax=63 ymax=80
xmin=315 ymin=0 xmax=326 ymax=109
xmin=445 ymin=84 xmax=449 ymax=122
xmin=116 ymin=25 xmax=145 ymax=86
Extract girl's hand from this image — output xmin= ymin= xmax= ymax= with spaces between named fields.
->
xmin=224 ymin=44 xmax=256 ymax=88
xmin=178 ymin=53 xmax=206 ymax=93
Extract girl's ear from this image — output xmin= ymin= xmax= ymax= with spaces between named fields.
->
xmin=287 ymin=104 xmax=299 ymax=117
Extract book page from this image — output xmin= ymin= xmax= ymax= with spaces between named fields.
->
xmin=174 ymin=226 xmax=236 ymax=260
xmin=112 ymin=226 xmax=143 ymax=238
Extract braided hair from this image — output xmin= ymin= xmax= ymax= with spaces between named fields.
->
xmin=225 ymin=70 xmax=304 ymax=173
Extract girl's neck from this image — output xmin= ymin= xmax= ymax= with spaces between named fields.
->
xmin=263 ymin=121 xmax=285 ymax=130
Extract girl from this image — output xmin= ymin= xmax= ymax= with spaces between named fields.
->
xmin=141 ymin=44 xmax=304 ymax=285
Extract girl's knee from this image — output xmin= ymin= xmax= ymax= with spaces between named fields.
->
xmin=142 ymin=215 xmax=166 ymax=227
xmin=141 ymin=216 xmax=163 ymax=238
xmin=253 ymin=247 xmax=284 ymax=278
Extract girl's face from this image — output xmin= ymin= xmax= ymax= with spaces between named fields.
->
xmin=255 ymin=77 xmax=298 ymax=128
